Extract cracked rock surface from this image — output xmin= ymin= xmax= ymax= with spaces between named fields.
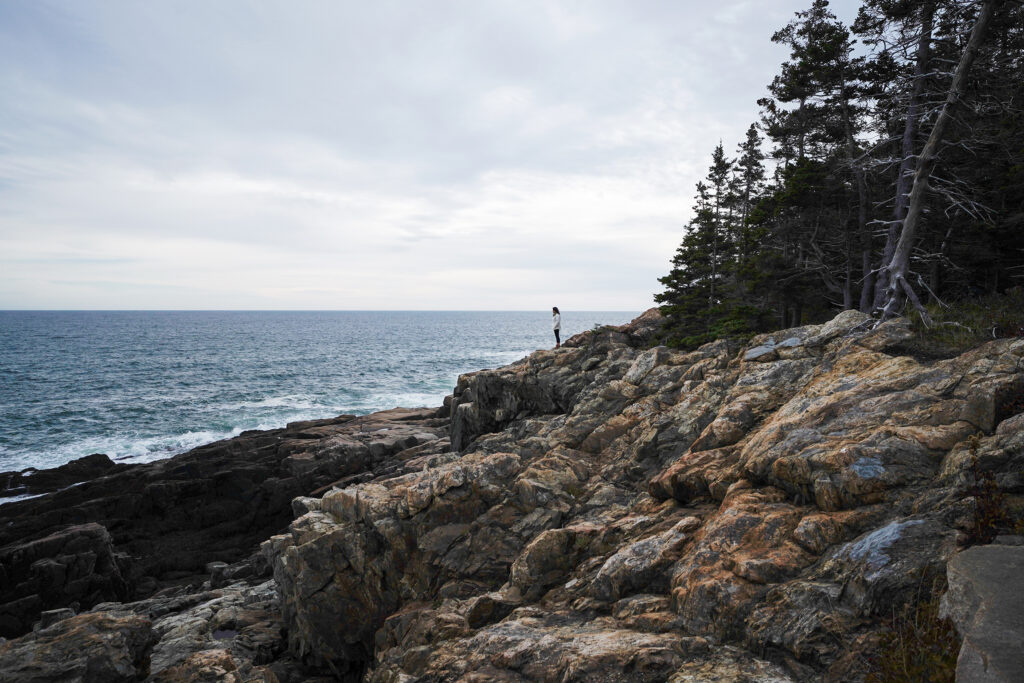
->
xmin=266 ymin=310 xmax=1024 ymax=680
xmin=4 ymin=308 xmax=1024 ymax=681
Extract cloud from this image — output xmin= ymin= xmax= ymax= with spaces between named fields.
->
xmin=0 ymin=0 xmax=864 ymax=310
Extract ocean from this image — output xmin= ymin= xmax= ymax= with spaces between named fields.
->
xmin=0 ymin=310 xmax=638 ymax=473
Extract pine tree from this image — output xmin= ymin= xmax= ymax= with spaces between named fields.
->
xmin=735 ymin=124 xmax=767 ymax=233
xmin=657 ymin=0 xmax=1024 ymax=342
xmin=657 ymin=147 xmax=755 ymax=347
xmin=756 ymin=0 xmax=870 ymax=317
xmin=876 ymin=0 xmax=1002 ymax=322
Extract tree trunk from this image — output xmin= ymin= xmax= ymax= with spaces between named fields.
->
xmin=873 ymin=1 xmax=935 ymax=311
xmin=860 ymin=222 xmax=873 ymax=312
xmin=839 ymin=73 xmax=872 ymax=312
xmin=797 ymin=98 xmax=806 ymax=160
xmin=877 ymin=0 xmax=1000 ymax=324
xmin=844 ymin=258 xmax=854 ymax=311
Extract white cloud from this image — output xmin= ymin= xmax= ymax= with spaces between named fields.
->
xmin=0 ymin=0 xmax=864 ymax=310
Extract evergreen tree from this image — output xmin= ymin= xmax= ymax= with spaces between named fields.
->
xmin=657 ymin=146 xmax=761 ymax=347
xmin=735 ymin=124 xmax=767 ymax=233
xmin=657 ymin=0 xmax=1024 ymax=342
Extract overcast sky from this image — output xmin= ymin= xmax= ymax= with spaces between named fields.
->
xmin=0 ymin=0 xmax=861 ymax=311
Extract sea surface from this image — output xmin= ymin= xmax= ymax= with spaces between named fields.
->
xmin=0 ymin=310 xmax=638 ymax=473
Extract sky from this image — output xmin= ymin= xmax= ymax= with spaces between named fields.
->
xmin=0 ymin=0 xmax=862 ymax=311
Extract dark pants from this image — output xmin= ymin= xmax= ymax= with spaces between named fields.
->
xmin=554 ymin=329 xmax=560 ymax=344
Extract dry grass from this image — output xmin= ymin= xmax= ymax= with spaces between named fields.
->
xmin=864 ymin=575 xmax=959 ymax=683
xmin=902 ymin=288 xmax=1024 ymax=358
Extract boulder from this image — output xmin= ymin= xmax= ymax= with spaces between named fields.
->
xmin=0 ymin=409 xmax=447 ymax=638
xmin=0 ymin=453 xmax=123 ymax=499
xmin=0 ymin=522 xmax=129 ymax=637
xmin=941 ymin=543 xmax=1024 ymax=682
xmin=0 ymin=612 xmax=157 ymax=681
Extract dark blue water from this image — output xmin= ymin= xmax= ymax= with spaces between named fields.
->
xmin=0 ymin=311 xmax=636 ymax=472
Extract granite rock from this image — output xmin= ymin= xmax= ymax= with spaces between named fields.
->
xmin=0 ymin=612 xmax=157 ymax=682
xmin=941 ymin=543 xmax=1024 ymax=682
xmin=264 ymin=310 xmax=1024 ymax=679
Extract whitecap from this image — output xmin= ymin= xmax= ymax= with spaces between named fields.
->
xmin=0 ymin=492 xmax=47 ymax=506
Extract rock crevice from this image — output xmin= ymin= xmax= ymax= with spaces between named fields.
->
xmin=4 ymin=309 xmax=1024 ymax=681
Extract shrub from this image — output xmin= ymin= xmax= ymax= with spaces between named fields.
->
xmin=904 ymin=288 xmax=1024 ymax=358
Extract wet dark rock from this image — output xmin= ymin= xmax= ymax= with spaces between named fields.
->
xmin=0 ymin=453 xmax=125 ymax=498
xmin=0 ymin=612 xmax=157 ymax=682
xmin=0 ymin=409 xmax=447 ymax=638
xmin=0 ymin=522 xmax=129 ymax=638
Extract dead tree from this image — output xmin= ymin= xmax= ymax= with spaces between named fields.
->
xmin=873 ymin=1 xmax=936 ymax=312
xmin=876 ymin=0 xmax=1001 ymax=325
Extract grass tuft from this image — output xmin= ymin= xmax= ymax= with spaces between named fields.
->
xmin=903 ymin=288 xmax=1024 ymax=358
xmin=865 ymin=575 xmax=958 ymax=683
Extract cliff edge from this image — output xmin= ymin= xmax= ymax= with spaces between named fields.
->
xmin=265 ymin=309 xmax=1024 ymax=681
xmin=2 ymin=309 xmax=1023 ymax=681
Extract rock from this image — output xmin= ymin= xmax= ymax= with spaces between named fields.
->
xmin=615 ymin=307 xmax=666 ymax=346
xmin=590 ymin=520 xmax=690 ymax=601
xmin=148 ymin=647 xmax=282 ymax=682
xmin=34 ymin=608 xmax=75 ymax=630
xmin=262 ymin=310 xmax=1024 ymax=679
xmin=744 ymin=344 xmax=779 ymax=362
xmin=996 ymin=412 xmax=1024 ymax=436
xmin=993 ymin=534 xmax=1024 ymax=546
xmin=148 ymin=649 xmax=242 ymax=682
xmin=857 ymin=318 xmax=916 ymax=352
xmin=7 ymin=308 xmax=1024 ymax=680
xmin=649 ymin=447 xmax=741 ymax=503
xmin=509 ymin=527 xmax=590 ymax=601
xmin=0 ymin=612 xmax=157 ymax=681
xmin=823 ymin=518 xmax=958 ymax=615
xmin=449 ymin=352 xmax=590 ymax=451
xmin=371 ymin=613 xmax=690 ymax=682
xmin=941 ymin=544 xmax=1024 ymax=682
xmin=623 ymin=346 xmax=670 ymax=385
xmin=464 ymin=591 xmax=521 ymax=629
xmin=667 ymin=644 xmax=796 ymax=682
xmin=75 ymin=579 xmax=290 ymax=680
xmin=803 ymin=309 xmax=871 ymax=347
xmin=266 ymin=451 xmax=524 ymax=674
xmin=0 ymin=522 xmax=129 ymax=637
xmin=0 ymin=409 xmax=447 ymax=638
xmin=0 ymin=453 xmax=124 ymax=499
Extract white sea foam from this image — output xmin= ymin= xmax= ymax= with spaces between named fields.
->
xmin=226 ymin=394 xmax=324 ymax=411
xmin=0 ymin=492 xmax=47 ymax=506
xmin=1 ymin=311 xmax=640 ymax=473
xmin=349 ymin=392 xmax=443 ymax=411
xmin=1 ymin=429 xmax=246 ymax=471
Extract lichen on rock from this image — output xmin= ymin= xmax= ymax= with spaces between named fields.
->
xmin=262 ymin=309 xmax=1024 ymax=680
xmin=6 ymin=308 xmax=1022 ymax=681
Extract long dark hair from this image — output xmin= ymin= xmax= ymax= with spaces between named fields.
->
xmin=552 ymin=307 xmax=560 ymax=315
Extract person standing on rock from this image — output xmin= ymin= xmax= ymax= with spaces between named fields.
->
xmin=552 ymin=307 xmax=561 ymax=348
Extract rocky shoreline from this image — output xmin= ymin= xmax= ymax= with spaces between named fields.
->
xmin=2 ymin=309 xmax=1022 ymax=681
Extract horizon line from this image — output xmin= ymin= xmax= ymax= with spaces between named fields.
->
xmin=0 ymin=308 xmax=647 ymax=313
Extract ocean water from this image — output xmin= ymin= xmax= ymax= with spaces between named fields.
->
xmin=0 ymin=311 xmax=638 ymax=472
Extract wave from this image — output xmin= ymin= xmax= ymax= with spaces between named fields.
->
xmin=0 ymin=392 xmax=446 ymax=473
xmin=224 ymin=394 xmax=327 ymax=411
xmin=0 ymin=429 xmax=244 ymax=472
xmin=0 ymin=492 xmax=47 ymax=506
